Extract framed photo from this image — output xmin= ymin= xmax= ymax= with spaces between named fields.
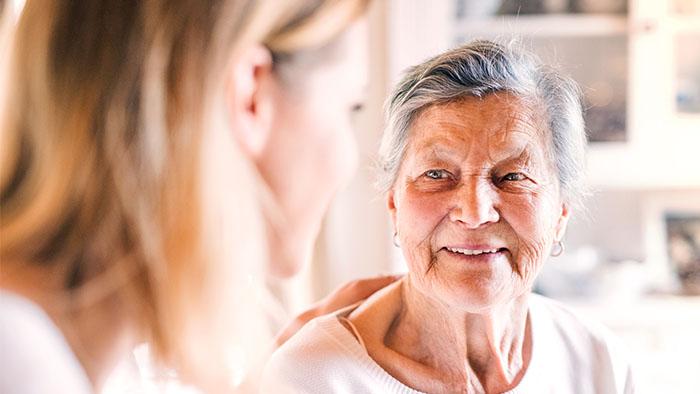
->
xmin=665 ymin=214 xmax=700 ymax=294
xmin=643 ymin=192 xmax=700 ymax=294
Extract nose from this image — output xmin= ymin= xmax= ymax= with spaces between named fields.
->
xmin=448 ymin=176 xmax=500 ymax=228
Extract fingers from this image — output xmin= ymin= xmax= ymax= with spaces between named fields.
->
xmin=274 ymin=274 xmax=403 ymax=348
xmin=340 ymin=274 xmax=403 ymax=301
xmin=318 ymin=274 xmax=403 ymax=315
xmin=274 ymin=307 xmax=320 ymax=348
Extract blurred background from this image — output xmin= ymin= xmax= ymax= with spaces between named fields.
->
xmin=279 ymin=0 xmax=700 ymax=392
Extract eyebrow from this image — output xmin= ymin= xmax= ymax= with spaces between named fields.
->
xmin=411 ymin=140 xmax=464 ymax=162
xmin=497 ymin=148 xmax=534 ymax=168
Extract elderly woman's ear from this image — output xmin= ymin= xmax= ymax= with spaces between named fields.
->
xmin=225 ymin=44 xmax=276 ymax=159
xmin=386 ymin=189 xmax=399 ymax=232
xmin=554 ymin=203 xmax=570 ymax=243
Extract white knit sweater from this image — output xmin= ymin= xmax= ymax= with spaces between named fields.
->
xmin=262 ymin=294 xmax=634 ymax=394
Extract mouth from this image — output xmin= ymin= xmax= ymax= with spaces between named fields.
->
xmin=442 ymin=246 xmax=508 ymax=259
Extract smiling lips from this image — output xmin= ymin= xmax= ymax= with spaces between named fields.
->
xmin=444 ymin=246 xmax=506 ymax=256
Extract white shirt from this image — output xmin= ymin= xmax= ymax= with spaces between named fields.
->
xmin=262 ymin=294 xmax=635 ymax=393
xmin=0 ymin=291 xmax=93 ymax=394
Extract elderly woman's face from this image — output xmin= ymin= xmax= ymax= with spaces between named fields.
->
xmin=389 ymin=94 xmax=569 ymax=311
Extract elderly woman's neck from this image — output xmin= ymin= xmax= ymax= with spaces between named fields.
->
xmin=389 ymin=279 xmax=532 ymax=392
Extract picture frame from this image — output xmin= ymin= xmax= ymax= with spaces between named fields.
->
xmin=643 ymin=192 xmax=700 ymax=294
xmin=665 ymin=213 xmax=700 ymax=294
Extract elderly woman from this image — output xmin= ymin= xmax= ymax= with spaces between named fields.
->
xmin=263 ymin=40 xmax=634 ymax=393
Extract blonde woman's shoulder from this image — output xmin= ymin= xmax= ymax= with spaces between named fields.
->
xmin=0 ymin=291 xmax=93 ymax=394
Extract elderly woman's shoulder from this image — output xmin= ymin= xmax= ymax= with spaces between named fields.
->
xmin=261 ymin=313 xmax=373 ymax=393
xmin=529 ymin=293 xmax=618 ymax=343
xmin=528 ymin=294 xmax=635 ymax=393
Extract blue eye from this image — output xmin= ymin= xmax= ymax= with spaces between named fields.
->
xmin=502 ymin=172 xmax=526 ymax=182
xmin=425 ymin=169 xmax=447 ymax=180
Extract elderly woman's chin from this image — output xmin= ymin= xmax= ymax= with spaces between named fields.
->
xmin=409 ymin=264 xmax=534 ymax=313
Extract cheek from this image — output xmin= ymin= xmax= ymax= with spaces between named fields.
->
xmin=500 ymin=191 xmax=560 ymax=276
xmin=327 ymin=121 xmax=358 ymax=183
xmin=304 ymin=102 xmax=358 ymax=185
xmin=288 ymin=109 xmax=357 ymax=202
xmin=397 ymin=188 xmax=452 ymax=241
xmin=395 ymin=188 xmax=453 ymax=273
xmin=264 ymin=102 xmax=358 ymax=228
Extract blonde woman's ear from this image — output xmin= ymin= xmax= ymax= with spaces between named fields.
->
xmin=225 ymin=44 xmax=274 ymax=158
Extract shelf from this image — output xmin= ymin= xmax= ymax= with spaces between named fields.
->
xmin=453 ymin=14 xmax=629 ymax=39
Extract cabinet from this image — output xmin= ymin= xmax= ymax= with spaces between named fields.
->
xmin=387 ymin=0 xmax=700 ymax=189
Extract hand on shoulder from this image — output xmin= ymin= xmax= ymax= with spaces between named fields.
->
xmin=274 ymin=274 xmax=402 ymax=347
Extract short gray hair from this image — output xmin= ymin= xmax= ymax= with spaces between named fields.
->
xmin=377 ymin=40 xmax=588 ymax=210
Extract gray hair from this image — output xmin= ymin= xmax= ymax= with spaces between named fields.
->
xmin=377 ymin=40 xmax=588 ymax=210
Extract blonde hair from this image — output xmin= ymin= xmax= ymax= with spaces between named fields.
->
xmin=0 ymin=0 xmax=368 ymax=390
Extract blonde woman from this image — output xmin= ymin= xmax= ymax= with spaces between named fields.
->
xmin=0 ymin=0 xmax=393 ymax=392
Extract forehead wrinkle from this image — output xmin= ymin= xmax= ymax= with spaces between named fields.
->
xmin=488 ymin=132 xmax=539 ymax=163
xmin=407 ymin=130 xmax=537 ymax=175
xmin=485 ymin=111 xmax=548 ymax=169
xmin=501 ymin=149 xmax=536 ymax=175
xmin=484 ymin=93 xmax=548 ymax=136
xmin=404 ymin=94 xmax=551 ymax=173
